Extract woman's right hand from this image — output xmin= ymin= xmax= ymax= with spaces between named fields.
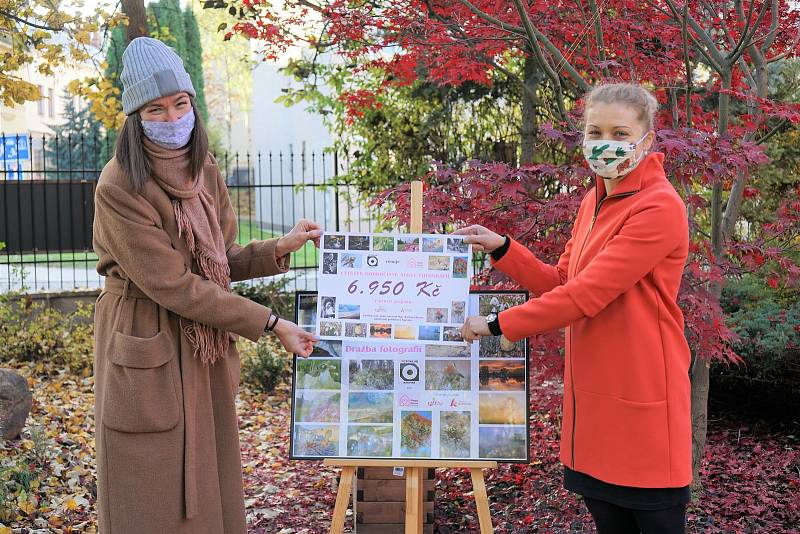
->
xmin=452 ymin=225 xmax=506 ymax=253
xmin=273 ymin=319 xmax=318 ymax=357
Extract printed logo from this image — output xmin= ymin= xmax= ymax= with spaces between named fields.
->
xmin=366 ymin=255 xmax=379 ymax=267
xmin=407 ymin=258 xmax=423 ymax=269
xmin=399 ymin=394 xmax=419 ymax=407
xmin=400 ymin=362 xmax=420 ymax=383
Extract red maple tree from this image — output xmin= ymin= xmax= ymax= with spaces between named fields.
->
xmin=220 ymin=0 xmax=800 ymax=488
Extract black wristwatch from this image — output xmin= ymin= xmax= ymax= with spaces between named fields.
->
xmin=486 ymin=313 xmax=502 ymax=336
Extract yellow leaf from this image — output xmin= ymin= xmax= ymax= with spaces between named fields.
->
xmin=65 ymin=498 xmax=78 ymax=510
xmin=0 ymin=526 xmax=12 ymax=534
xmin=18 ymin=499 xmax=35 ymax=515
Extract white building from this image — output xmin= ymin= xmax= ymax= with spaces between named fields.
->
xmin=248 ymin=51 xmax=339 ymax=233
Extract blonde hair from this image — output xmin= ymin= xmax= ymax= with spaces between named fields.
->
xmin=584 ymin=83 xmax=659 ymax=131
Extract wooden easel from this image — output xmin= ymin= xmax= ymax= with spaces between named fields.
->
xmin=325 ymin=181 xmax=498 ymax=534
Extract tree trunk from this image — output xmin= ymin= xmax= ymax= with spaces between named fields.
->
xmin=690 ymin=340 xmax=711 ymax=495
xmin=520 ymin=52 xmax=540 ymax=165
xmin=691 ymin=72 xmax=732 ymax=493
xmin=122 ymin=0 xmax=148 ymax=43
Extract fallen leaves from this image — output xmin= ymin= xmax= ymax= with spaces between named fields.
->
xmin=0 ymin=356 xmax=797 ymax=533
xmin=0 ymin=361 xmax=96 ymax=528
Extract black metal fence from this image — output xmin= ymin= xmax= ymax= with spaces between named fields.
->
xmin=1 ymin=133 xmax=385 ymax=293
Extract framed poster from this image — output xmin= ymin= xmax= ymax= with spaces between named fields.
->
xmin=290 ymin=289 xmax=530 ymax=462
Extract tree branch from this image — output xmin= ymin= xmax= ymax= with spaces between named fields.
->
xmin=296 ymin=0 xmax=325 ymax=14
xmin=512 ymin=0 xmax=589 ymax=91
xmin=755 ymin=118 xmax=791 ymax=144
xmin=760 ymin=0 xmax=779 ymax=53
xmin=681 ymin=3 xmax=693 ymax=128
xmin=453 ymin=0 xmax=526 ymax=35
xmin=731 ymin=0 xmax=758 ymax=55
xmin=0 ymin=9 xmax=67 ymax=31
xmin=457 ymin=0 xmax=589 ymax=91
xmin=661 ymin=0 xmax=726 ymax=72
xmin=586 ymin=0 xmax=610 ymax=78
xmin=728 ymin=0 xmax=770 ymax=65
xmin=421 ymin=0 xmax=542 ymax=109
xmin=714 ymin=9 xmax=758 ymax=89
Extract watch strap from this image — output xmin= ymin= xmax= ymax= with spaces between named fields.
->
xmin=487 ymin=314 xmax=503 ymax=336
xmin=490 ymin=235 xmax=511 ymax=261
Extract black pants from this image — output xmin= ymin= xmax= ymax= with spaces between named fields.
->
xmin=584 ymin=497 xmax=686 ymax=534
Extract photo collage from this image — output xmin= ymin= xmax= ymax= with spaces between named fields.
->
xmin=317 ymin=233 xmax=472 ymax=345
xmin=289 ymin=232 xmax=525 ymax=461
xmin=290 ymin=288 xmax=529 ymax=462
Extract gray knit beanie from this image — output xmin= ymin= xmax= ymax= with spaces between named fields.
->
xmin=120 ymin=37 xmax=196 ymax=115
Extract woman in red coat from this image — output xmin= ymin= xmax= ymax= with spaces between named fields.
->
xmin=458 ymin=83 xmax=691 ymax=534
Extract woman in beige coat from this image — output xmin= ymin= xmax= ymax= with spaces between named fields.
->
xmin=92 ymin=37 xmax=319 ymax=533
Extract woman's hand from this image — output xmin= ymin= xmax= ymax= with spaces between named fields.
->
xmin=461 ymin=315 xmax=491 ymax=342
xmin=276 ymin=219 xmax=323 ymax=257
xmin=273 ymin=319 xmax=318 ymax=357
xmin=452 ymin=225 xmax=505 ymax=253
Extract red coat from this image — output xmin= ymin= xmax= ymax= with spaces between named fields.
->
xmin=494 ymin=152 xmax=692 ymax=488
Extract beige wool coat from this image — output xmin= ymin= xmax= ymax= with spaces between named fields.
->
xmin=92 ymin=152 xmax=289 ymax=533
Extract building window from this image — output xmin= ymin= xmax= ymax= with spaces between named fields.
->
xmin=48 ymin=88 xmax=55 ymax=118
xmin=37 ymin=86 xmax=45 ymax=116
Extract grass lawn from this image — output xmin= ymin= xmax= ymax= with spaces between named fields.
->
xmin=0 ymin=219 xmax=319 ymax=270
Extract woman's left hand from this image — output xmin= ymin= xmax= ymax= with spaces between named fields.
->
xmin=276 ymin=219 xmax=323 ymax=257
xmin=462 ymin=315 xmax=491 ymax=342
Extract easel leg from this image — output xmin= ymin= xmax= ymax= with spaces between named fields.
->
xmin=405 ymin=466 xmax=424 ymax=534
xmin=470 ymin=468 xmax=494 ymax=534
xmin=329 ymin=466 xmax=355 ymax=534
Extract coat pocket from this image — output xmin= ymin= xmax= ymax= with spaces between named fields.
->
xmin=573 ymin=388 xmax=670 ymax=486
xmin=103 ymin=330 xmax=180 ymax=433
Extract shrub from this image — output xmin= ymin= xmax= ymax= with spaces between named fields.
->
xmin=232 ymin=276 xmax=295 ymax=320
xmin=239 ymin=336 xmax=292 ymax=393
xmin=0 ymin=294 xmax=94 ymax=375
xmin=712 ymin=275 xmax=800 ymax=416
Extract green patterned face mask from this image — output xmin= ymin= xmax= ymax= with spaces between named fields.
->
xmin=582 ymin=133 xmax=649 ymax=178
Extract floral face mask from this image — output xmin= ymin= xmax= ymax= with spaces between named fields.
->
xmin=582 ymin=133 xmax=650 ymax=179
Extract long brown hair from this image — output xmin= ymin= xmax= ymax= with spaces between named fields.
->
xmin=115 ymin=96 xmax=209 ymax=194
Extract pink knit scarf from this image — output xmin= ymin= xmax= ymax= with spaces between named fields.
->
xmin=144 ymin=138 xmax=230 ymax=365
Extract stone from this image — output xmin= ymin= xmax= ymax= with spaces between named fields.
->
xmin=0 ymin=368 xmax=33 ymax=440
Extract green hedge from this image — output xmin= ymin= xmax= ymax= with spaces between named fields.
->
xmin=712 ymin=275 xmax=800 ymax=416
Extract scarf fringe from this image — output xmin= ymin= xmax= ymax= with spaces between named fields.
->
xmin=181 ymin=319 xmax=230 ymax=366
xmin=173 ymin=200 xmax=196 ymax=252
xmin=173 ymin=199 xmax=232 ymax=365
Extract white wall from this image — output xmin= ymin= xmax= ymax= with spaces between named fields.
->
xmin=249 ymin=57 xmax=336 ymax=233
xmin=249 ymin=60 xmax=332 ymax=154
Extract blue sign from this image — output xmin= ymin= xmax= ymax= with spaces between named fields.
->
xmin=1 ymin=134 xmax=30 ymax=162
xmin=4 ymin=162 xmax=24 ymax=180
